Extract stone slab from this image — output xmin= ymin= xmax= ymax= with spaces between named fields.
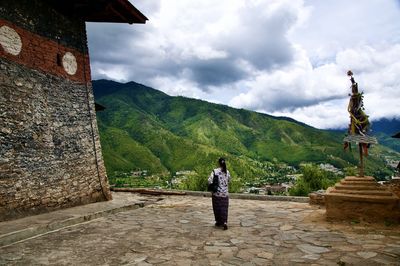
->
xmin=0 ymin=193 xmax=153 ymax=247
xmin=1 ymin=193 xmax=400 ymax=265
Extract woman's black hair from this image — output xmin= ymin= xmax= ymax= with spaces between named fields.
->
xmin=218 ymin=157 xmax=227 ymax=173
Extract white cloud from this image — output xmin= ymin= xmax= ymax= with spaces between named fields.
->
xmin=87 ymin=0 xmax=400 ymax=129
xmin=270 ymin=99 xmax=349 ymax=129
xmin=229 ymin=46 xmax=347 ymax=111
xmin=230 ymin=44 xmax=400 ymax=128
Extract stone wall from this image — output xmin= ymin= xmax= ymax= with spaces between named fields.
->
xmin=0 ymin=0 xmax=111 ymax=221
xmin=383 ymin=179 xmax=400 ymax=199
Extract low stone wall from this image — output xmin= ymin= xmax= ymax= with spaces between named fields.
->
xmin=383 ymin=179 xmax=400 ymax=199
xmin=111 ymin=188 xmax=309 ymax=203
xmin=309 ymin=191 xmax=325 ymax=205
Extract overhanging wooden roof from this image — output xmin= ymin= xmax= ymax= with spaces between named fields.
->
xmin=45 ymin=0 xmax=148 ymax=24
xmin=95 ymin=103 xmax=106 ymax=111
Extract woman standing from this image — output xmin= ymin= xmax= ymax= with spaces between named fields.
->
xmin=208 ymin=157 xmax=231 ymax=230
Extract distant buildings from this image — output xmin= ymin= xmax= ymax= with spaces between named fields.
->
xmin=319 ymin=163 xmax=343 ymax=175
xmin=131 ymin=170 xmax=148 ymax=177
xmin=245 ymin=183 xmax=293 ymax=195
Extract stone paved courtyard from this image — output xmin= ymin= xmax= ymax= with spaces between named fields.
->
xmin=1 ymin=194 xmax=400 ymax=265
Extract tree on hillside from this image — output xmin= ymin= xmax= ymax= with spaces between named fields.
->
xmin=289 ymin=164 xmax=341 ymax=196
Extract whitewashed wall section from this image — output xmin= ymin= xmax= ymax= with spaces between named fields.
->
xmin=0 ymin=25 xmax=22 ymax=56
xmin=62 ymin=51 xmax=77 ymax=75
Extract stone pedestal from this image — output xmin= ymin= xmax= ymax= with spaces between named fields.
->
xmin=325 ymin=176 xmax=400 ymax=222
xmin=309 ymin=191 xmax=325 ymax=205
xmin=384 ymin=178 xmax=400 ymax=199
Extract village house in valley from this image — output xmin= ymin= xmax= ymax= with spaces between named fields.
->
xmin=0 ymin=0 xmax=147 ymax=221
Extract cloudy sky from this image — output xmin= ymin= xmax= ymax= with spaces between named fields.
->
xmin=87 ymin=0 xmax=400 ymax=129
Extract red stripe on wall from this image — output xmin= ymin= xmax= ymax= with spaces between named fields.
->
xmin=0 ymin=19 xmax=91 ymax=84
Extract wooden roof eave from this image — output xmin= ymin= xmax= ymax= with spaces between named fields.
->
xmin=392 ymin=132 xmax=400 ymax=139
xmin=84 ymin=0 xmax=147 ymax=24
xmin=45 ymin=0 xmax=148 ymax=24
xmin=115 ymin=0 xmax=148 ymax=24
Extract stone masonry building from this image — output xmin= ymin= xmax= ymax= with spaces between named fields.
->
xmin=0 ymin=0 xmax=147 ymax=221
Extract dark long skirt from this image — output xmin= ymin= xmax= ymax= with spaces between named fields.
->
xmin=212 ymin=195 xmax=229 ymax=225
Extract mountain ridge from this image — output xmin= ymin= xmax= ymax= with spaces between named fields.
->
xmin=93 ymin=79 xmax=315 ymax=129
xmin=92 ymin=79 xmax=396 ymax=183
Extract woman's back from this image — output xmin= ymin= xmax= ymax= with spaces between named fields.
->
xmin=210 ymin=167 xmax=230 ymax=197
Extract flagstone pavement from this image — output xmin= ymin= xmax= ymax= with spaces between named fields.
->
xmin=1 ymin=193 xmax=400 ymax=265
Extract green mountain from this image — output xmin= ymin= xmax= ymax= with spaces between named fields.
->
xmin=370 ymin=118 xmax=400 ymax=152
xmin=93 ymin=79 xmax=397 ymax=186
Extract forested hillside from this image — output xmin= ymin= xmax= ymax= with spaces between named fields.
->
xmin=93 ymin=80 xmax=397 ymax=190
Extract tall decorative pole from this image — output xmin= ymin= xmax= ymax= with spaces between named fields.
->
xmin=325 ymin=71 xmax=399 ymax=222
xmin=343 ymin=71 xmax=377 ymax=177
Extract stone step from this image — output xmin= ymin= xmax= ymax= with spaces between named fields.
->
xmin=325 ymin=192 xmax=399 ymax=203
xmin=334 ymin=184 xmax=385 ymax=191
xmin=343 ymin=176 xmax=375 ymax=181
xmin=329 ymin=189 xmax=393 ymax=196
xmin=325 ymin=176 xmax=400 ymax=222
xmin=340 ymin=180 xmax=377 ymax=186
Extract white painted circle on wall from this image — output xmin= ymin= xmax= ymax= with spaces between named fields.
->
xmin=0 ymin=25 xmax=22 ymax=56
xmin=62 ymin=52 xmax=78 ymax=75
